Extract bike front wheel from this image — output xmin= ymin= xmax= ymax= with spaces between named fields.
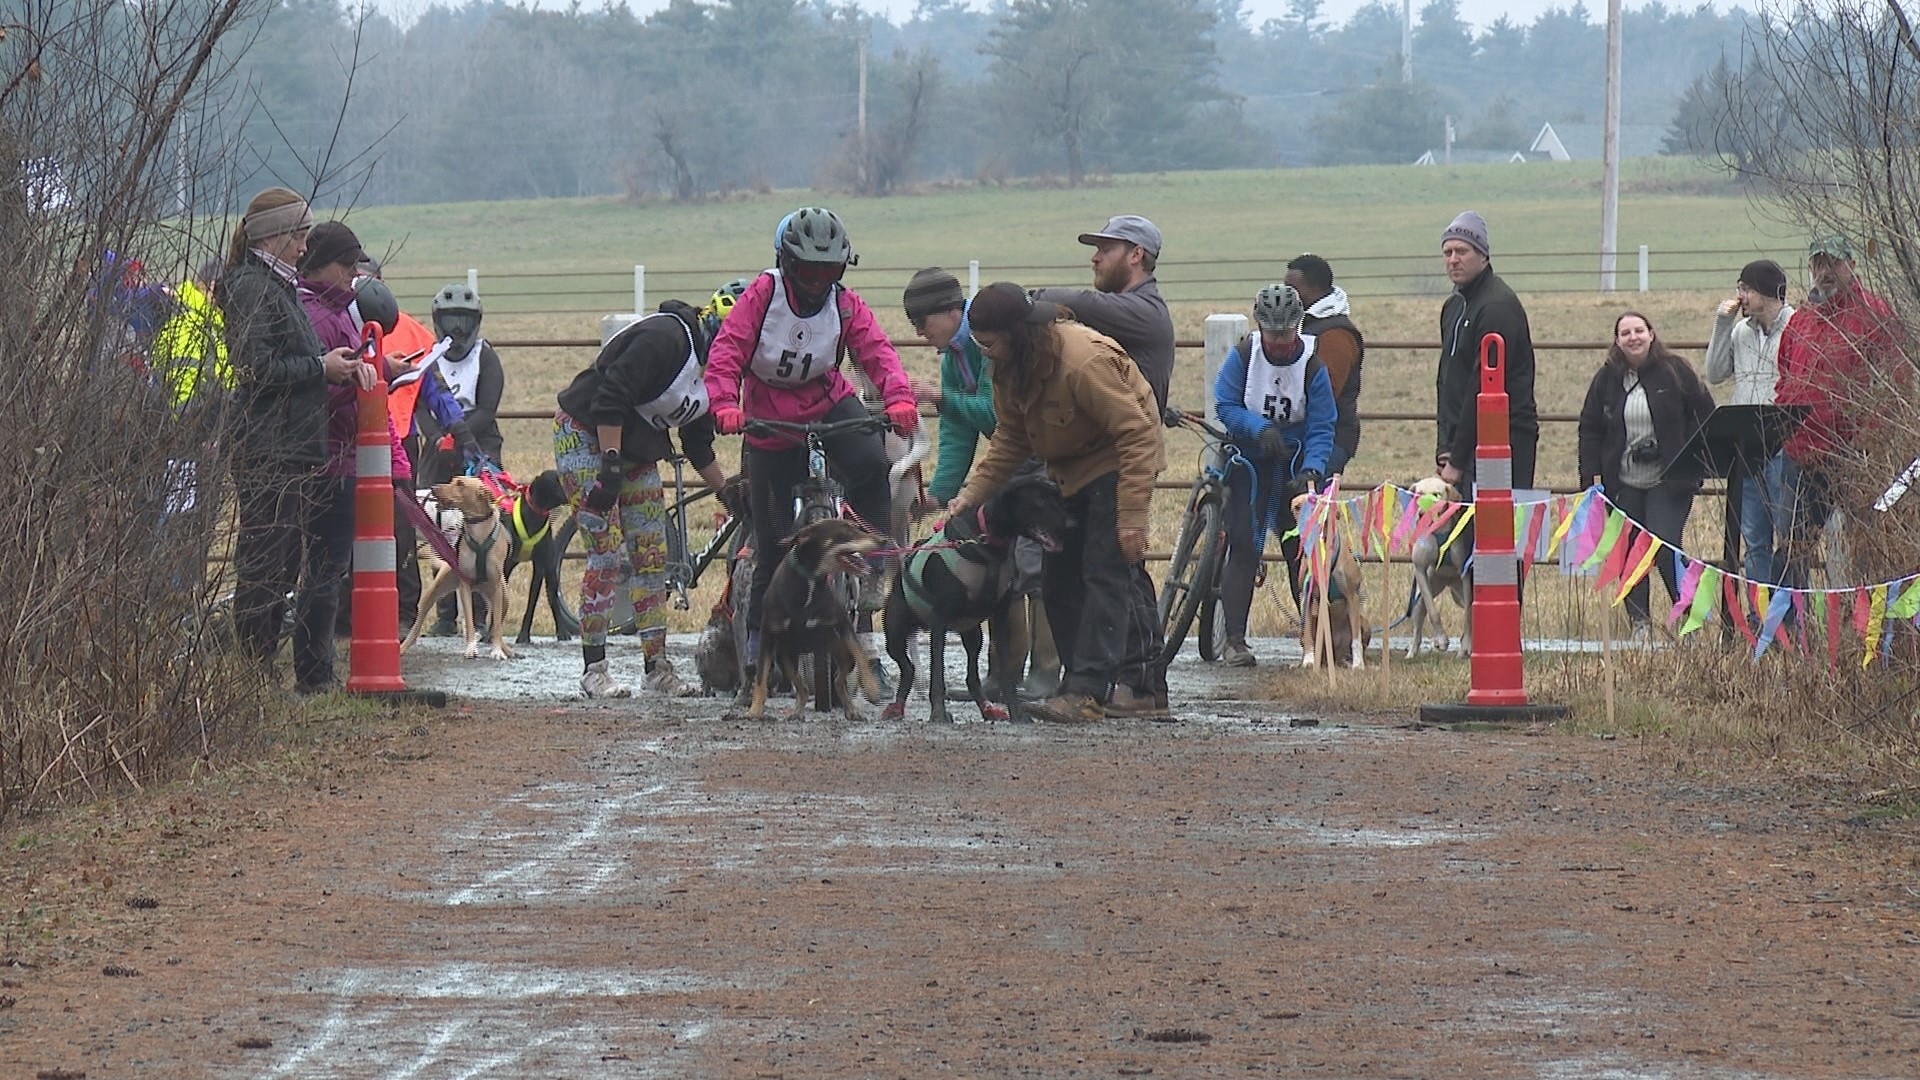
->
xmin=1158 ymin=493 xmax=1224 ymax=667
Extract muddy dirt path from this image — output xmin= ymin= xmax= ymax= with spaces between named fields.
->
xmin=6 ymin=641 xmax=1920 ymax=1078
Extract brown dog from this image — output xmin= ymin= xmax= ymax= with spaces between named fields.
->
xmin=402 ymin=476 xmax=514 ymax=661
xmin=747 ymin=518 xmax=884 ymax=721
xmin=1292 ymin=491 xmax=1369 ymax=669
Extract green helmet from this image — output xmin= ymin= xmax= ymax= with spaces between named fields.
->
xmin=1253 ymin=283 xmax=1304 ymax=332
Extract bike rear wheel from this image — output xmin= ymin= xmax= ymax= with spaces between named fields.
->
xmin=1158 ymin=493 xmax=1224 ymax=667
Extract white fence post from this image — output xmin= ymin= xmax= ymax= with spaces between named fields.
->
xmin=466 ymin=267 xmax=478 ymax=295
xmin=634 ymin=264 xmax=645 ymax=314
xmin=1203 ymin=313 xmax=1248 ymax=424
xmin=1637 ymin=245 xmax=1649 ymax=293
xmin=967 ymin=259 xmax=979 ymax=299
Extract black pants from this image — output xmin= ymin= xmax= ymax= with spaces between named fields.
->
xmin=232 ymin=466 xmax=331 ymax=680
xmin=1605 ymin=481 xmax=1694 ymax=624
xmin=1221 ymin=464 xmax=1304 ymax=642
xmin=744 ymin=394 xmax=893 ymax=633
xmin=288 ymin=477 xmax=355 ymax=687
xmin=1043 ymin=472 xmax=1162 ymax=701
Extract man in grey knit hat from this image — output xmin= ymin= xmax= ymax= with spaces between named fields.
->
xmin=1435 ymin=209 xmax=1537 ymax=492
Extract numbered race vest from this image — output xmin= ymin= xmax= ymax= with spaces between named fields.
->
xmin=1241 ymin=331 xmax=1319 ymax=426
xmin=747 ymin=269 xmax=843 ymax=389
xmin=616 ymin=313 xmax=709 ymax=430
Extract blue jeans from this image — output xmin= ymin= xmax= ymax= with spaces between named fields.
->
xmin=1740 ymin=454 xmax=1789 ymax=585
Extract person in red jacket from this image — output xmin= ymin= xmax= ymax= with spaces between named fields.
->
xmin=1774 ymin=234 xmax=1904 ymax=589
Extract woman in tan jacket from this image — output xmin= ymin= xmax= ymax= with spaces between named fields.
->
xmin=949 ymin=282 xmax=1167 ymax=724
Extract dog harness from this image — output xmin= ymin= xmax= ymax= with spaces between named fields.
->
xmin=899 ymin=507 xmax=1004 ymax=624
xmin=462 ymin=512 xmax=505 ymax=573
xmin=506 ymin=494 xmax=550 ymax=554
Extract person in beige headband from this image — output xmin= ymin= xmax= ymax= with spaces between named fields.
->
xmin=215 ymin=186 xmax=371 ymax=692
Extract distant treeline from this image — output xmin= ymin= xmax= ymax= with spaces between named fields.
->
xmin=219 ymin=0 xmax=1752 ymax=205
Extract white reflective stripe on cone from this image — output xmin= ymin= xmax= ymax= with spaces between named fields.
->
xmin=1475 ymin=550 xmax=1518 ymax=586
xmin=1478 ymin=456 xmax=1513 ymax=493
xmin=356 ymin=444 xmax=392 ymax=478
xmin=352 ymin=539 xmax=398 ymax=572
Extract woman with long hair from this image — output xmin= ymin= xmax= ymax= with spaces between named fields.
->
xmin=216 ymin=187 xmax=371 ymax=690
xmin=946 ymin=282 xmax=1167 ymax=724
xmin=1576 ymin=311 xmax=1716 ymax=636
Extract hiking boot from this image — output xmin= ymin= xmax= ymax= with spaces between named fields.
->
xmin=426 ymin=615 xmax=460 ymax=638
xmin=644 ymin=657 xmax=695 ymax=698
xmin=1026 ymin=692 xmax=1103 ymax=724
xmin=1106 ymin=685 xmax=1172 ymax=721
xmin=1221 ymin=639 xmax=1256 ymax=667
xmin=580 ymin=659 xmax=632 ymax=699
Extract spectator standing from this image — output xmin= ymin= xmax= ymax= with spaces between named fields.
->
xmin=216 ymin=187 xmax=370 ymax=688
xmin=1703 ymin=258 xmax=1793 ymax=583
xmin=417 ymin=281 xmax=506 ymax=635
xmin=1283 ymin=254 xmax=1363 ymax=477
xmin=1212 ymin=285 xmax=1337 ymax=668
xmin=1435 ymin=210 xmax=1538 ymax=491
xmin=1577 ymin=312 xmax=1716 ymax=637
xmin=1775 ymin=235 xmax=1903 ymax=589
xmin=1032 ymin=213 xmax=1174 ymax=710
xmin=150 ymin=257 xmax=233 ymax=408
xmin=949 ymin=283 xmax=1166 ymax=724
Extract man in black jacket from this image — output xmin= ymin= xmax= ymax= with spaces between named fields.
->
xmin=1435 ymin=210 xmax=1538 ymax=492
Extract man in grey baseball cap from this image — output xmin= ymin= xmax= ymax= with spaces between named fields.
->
xmin=1033 ymin=213 xmax=1175 ymax=414
xmin=1030 ymin=214 xmax=1175 ymax=720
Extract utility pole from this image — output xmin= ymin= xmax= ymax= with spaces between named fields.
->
xmin=1600 ymin=0 xmax=1622 ymax=290
xmin=1402 ymin=0 xmax=1413 ymax=82
xmin=860 ymin=27 xmax=875 ymax=189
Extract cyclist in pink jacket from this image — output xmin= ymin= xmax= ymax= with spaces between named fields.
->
xmin=704 ymin=207 xmax=918 ymax=685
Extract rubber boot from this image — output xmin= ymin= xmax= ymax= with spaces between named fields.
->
xmin=1016 ymin=595 xmax=1062 ymax=700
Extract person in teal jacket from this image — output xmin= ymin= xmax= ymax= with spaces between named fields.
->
xmin=903 ymin=267 xmax=1061 ymax=699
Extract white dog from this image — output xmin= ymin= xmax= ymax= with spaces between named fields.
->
xmin=1406 ymin=476 xmax=1471 ymax=658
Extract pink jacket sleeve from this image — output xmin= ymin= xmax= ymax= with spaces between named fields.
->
xmin=838 ymin=290 xmax=914 ymax=411
xmin=702 ymin=271 xmax=774 ymax=414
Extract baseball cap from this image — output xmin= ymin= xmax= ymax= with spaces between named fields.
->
xmin=1077 ymin=215 xmax=1162 ymax=259
xmin=1808 ymin=234 xmax=1854 ymax=261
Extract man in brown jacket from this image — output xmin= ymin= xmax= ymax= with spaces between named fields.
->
xmin=950 ymin=283 xmax=1168 ymax=724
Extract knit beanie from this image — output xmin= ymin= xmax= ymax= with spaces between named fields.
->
xmin=299 ymin=221 xmax=366 ymax=276
xmin=1441 ymin=210 xmax=1490 ymax=257
xmin=903 ymin=267 xmax=964 ymax=324
xmin=1738 ymin=259 xmax=1788 ymax=303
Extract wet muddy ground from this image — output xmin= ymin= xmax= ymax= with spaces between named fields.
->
xmin=5 ymin=636 xmax=1920 ymax=1078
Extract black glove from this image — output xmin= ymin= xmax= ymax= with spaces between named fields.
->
xmin=448 ymin=419 xmax=481 ymax=460
xmin=1288 ymin=469 xmax=1324 ymax=499
xmin=1160 ymin=404 xmax=1183 ymax=429
xmin=583 ymin=449 xmax=624 ymax=513
xmin=1257 ymin=425 xmax=1286 ymax=461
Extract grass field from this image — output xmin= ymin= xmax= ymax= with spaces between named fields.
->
xmin=337 ymin=157 xmax=1815 ymax=648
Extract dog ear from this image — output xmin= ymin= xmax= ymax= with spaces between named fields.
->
xmin=528 ymin=470 xmax=566 ymax=511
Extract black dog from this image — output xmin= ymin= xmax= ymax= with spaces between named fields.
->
xmin=880 ymin=474 xmax=1068 ymax=724
xmin=744 ymin=517 xmax=886 ymax=721
xmin=499 ymin=470 xmax=577 ymax=644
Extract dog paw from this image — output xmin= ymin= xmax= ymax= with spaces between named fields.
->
xmin=464 ymin=643 xmax=480 ymax=659
xmin=980 ymin=702 xmax=1010 ymax=723
xmin=1349 ymin=655 xmax=1365 ymax=670
xmin=878 ymin=702 xmax=906 ymax=723
xmin=927 ymin=706 xmax=947 ymax=725
xmin=1300 ymin=652 xmax=1316 ymax=668
xmin=491 ymin=647 xmax=512 ymax=661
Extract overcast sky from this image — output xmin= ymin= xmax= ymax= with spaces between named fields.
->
xmin=380 ymin=0 xmax=1702 ymax=35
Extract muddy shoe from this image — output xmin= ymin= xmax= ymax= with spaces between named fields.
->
xmin=1026 ymin=692 xmax=1103 ymax=724
xmin=580 ymin=659 xmax=632 ymax=700
xmin=426 ymin=616 xmax=460 ymax=638
xmin=1105 ymin=685 xmax=1172 ymax=721
xmin=1221 ymin=639 xmax=1256 ymax=667
xmin=644 ymin=658 xmax=696 ymax=698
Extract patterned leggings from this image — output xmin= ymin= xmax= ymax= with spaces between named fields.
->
xmin=553 ymin=412 xmax=668 ymax=660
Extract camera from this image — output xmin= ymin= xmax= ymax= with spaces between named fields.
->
xmin=1628 ymin=436 xmax=1661 ymax=465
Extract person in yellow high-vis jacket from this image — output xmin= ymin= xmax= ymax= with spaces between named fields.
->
xmin=150 ymin=259 xmax=233 ymax=407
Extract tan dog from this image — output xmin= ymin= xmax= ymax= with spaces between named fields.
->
xmin=402 ymin=476 xmax=514 ymax=661
xmin=1406 ymin=476 xmax=1471 ymax=658
xmin=1291 ymin=490 xmax=1369 ymax=669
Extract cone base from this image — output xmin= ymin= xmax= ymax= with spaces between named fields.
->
xmin=348 ymin=687 xmax=449 ymax=707
xmin=1416 ymin=701 xmax=1569 ymax=728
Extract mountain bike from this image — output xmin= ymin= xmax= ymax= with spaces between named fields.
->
xmin=1158 ymin=409 xmax=1246 ymax=666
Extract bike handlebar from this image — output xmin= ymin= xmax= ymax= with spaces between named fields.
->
xmin=743 ymin=414 xmax=894 ymax=439
xmin=1171 ymin=409 xmax=1232 ymax=444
